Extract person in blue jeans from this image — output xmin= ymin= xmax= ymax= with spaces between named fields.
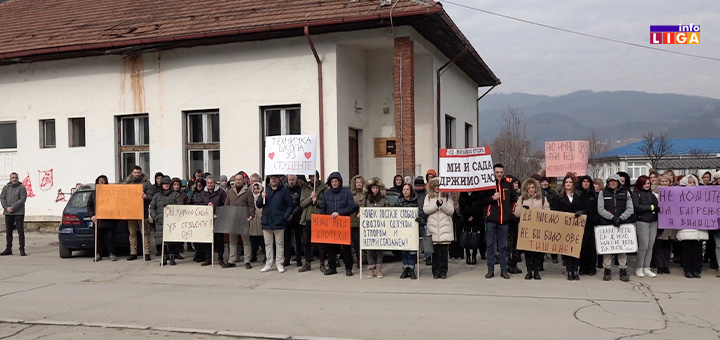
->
xmin=480 ymin=164 xmax=518 ymax=279
xmin=395 ymin=182 xmax=420 ymax=279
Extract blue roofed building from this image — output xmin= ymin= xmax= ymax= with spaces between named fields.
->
xmin=590 ymin=138 xmax=720 ymax=181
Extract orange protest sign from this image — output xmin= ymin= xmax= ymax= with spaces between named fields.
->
xmin=96 ymin=184 xmax=144 ymax=220
xmin=310 ymin=214 xmax=351 ymax=245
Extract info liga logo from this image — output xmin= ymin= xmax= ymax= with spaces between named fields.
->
xmin=650 ymin=24 xmax=700 ymax=44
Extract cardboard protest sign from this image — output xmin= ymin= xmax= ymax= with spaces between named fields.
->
xmin=438 ymin=146 xmax=495 ymax=192
xmin=359 ymin=207 xmax=419 ymax=251
xmin=95 ymin=184 xmax=144 ymax=220
xmin=595 ymin=224 xmax=638 ymax=254
xmin=310 ymin=214 xmax=351 ymax=245
xmin=658 ymin=186 xmax=720 ymax=230
xmin=264 ymin=135 xmax=317 ymax=176
xmin=162 ymin=205 xmax=214 ymax=243
xmin=213 ymin=206 xmax=250 ymax=234
xmin=544 ymin=140 xmax=589 ymax=177
xmin=517 ymin=208 xmax=586 ymax=258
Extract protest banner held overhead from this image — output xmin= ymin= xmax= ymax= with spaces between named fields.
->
xmin=162 ymin=205 xmax=214 ymax=243
xmin=544 ymin=140 xmax=589 ymax=177
xmin=517 ymin=208 xmax=586 ymax=258
xmin=264 ymin=135 xmax=317 ymax=176
xmin=95 ymin=184 xmax=144 ymax=220
xmin=595 ymin=224 xmax=638 ymax=254
xmin=359 ymin=207 xmax=419 ymax=251
xmin=658 ymin=186 xmax=720 ymax=230
xmin=438 ymin=146 xmax=495 ymax=192
xmin=311 ymin=214 xmax=351 ymax=245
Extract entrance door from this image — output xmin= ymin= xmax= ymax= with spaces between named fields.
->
xmin=348 ymin=129 xmax=360 ymax=179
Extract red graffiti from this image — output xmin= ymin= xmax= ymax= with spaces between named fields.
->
xmin=22 ymin=173 xmax=35 ymax=198
xmin=38 ymin=169 xmax=54 ymax=191
xmin=55 ymin=189 xmax=66 ymax=202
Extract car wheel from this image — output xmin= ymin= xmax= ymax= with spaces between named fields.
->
xmin=59 ymin=244 xmax=72 ymax=258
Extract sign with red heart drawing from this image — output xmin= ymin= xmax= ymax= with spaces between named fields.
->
xmin=264 ymin=135 xmax=317 ymax=176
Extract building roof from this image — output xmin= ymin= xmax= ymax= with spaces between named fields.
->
xmin=593 ymin=138 xmax=720 ymax=159
xmin=656 ymin=158 xmax=720 ymax=170
xmin=0 ymin=0 xmax=499 ymax=86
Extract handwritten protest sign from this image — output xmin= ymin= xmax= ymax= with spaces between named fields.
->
xmin=310 ymin=214 xmax=351 ymax=245
xmin=438 ymin=146 xmax=495 ymax=192
xmin=544 ymin=140 xmax=589 ymax=177
xmin=96 ymin=184 xmax=144 ymax=220
xmin=162 ymin=205 xmax=214 ymax=243
xmin=359 ymin=207 xmax=419 ymax=251
xmin=264 ymin=135 xmax=317 ymax=176
xmin=214 ymin=206 xmax=250 ymax=234
xmin=658 ymin=186 xmax=720 ymax=230
xmin=517 ymin=208 xmax=586 ymax=258
xmin=595 ymin=224 xmax=638 ymax=254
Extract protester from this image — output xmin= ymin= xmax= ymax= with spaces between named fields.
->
xmin=414 ymin=176 xmax=432 ymax=266
xmin=298 ymin=172 xmax=327 ymax=272
xmin=123 ymin=166 xmax=154 ymax=261
xmin=592 ymin=178 xmax=604 ymax=193
xmin=540 ymin=176 xmax=558 ymax=265
xmin=256 ymin=175 xmax=293 ymax=273
xmin=249 ymin=182 xmax=265 ymax=265
xmin=388 ymin=175 xmax=403 ymax=195
xmin=423 ymin=178 xmax=454 ymax=279
xmin=459 ymin=191 xmax=484 ymax=265
xmin=425 ymin=169 xmax=437 ymax=186
xmin=700 ymin=171 xmax=712 ymax=186
xmin=395 ymin=182 xmax=420 ymax=279
xmin=149 ymin=172 xmax=164 ymax=256
xmin=361 ymin=178 xmax=390 ymax=278
xmin=188 ymin=177 xmax=206 ymax=261
xmin=225 ymin=173 xmax=255 ymax=268
xmin=616 ymin=171 xmax=631 ymax=191
xmin=149 ymin=176 xmax=183 ymax=266
xmin=0 ymin=172 xmax=27 ymax=256
xmin=480 ymin=164 xmax=517 ymax=279
xmin=577 ymin=175 xmax=598 ymax=276
xmin=648 ymin=170 xmax=659 ymax=187
xmin=350 ymin=174 xmax=365 ymax=268
xmin=507 ymin=175 xmax=523 ymax=275
xmin=713 ymin=171 xmax=720 ymax=185
xmin=677 ymin=174 xmax=707 ymax=278
xmin=514 ymin=178 xmax=550 ymax=280
xmin=662 ymin=169 xmax=678 ymax=185
xmin=87 ymin=175 xmax=116 ymax=261
xmin=319 ymin=172 xmax=357 ymax=276
xmin=632 ymin=175 xmax=658 ymax=278
xmin=551 ymin=174 xmax=585 ymax=281
xmin=196 ymin=177 xmax=228 ymax=267
xmin=653 ymin=174 xmax=675 ymax=274
xmin=171 ymin=178 xmax=189 ymax=259
xmin=597 ymin=174 xmax=634 ymax=282
xmin=218 ymin=175 xmax=229 ymax=191
xmin=284 ymin=175 xmax=304 ymax=267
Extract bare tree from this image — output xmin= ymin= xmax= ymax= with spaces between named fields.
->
xmin=639 ymin=130 xmax=673 ymax=170
xmin=688 ymin=148 xmax=710 ymax=158
xmin=491 ymin=107 xmax=543 ymax=179
xmin=587 ymin=129 xmax=610 ymax=178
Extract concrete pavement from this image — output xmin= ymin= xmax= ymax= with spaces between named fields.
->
xmin=0 ymin=232 xmax=719 ymax=340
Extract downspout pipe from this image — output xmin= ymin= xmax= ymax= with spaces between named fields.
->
xmin=476 ymin=85 xmax=497 ymax=146
xmin=304 ymin=26 xmax=325 ymax=180
xmin=436 ymin=46 xmax=469 ymax=168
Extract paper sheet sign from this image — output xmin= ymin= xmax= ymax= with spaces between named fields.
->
xmin=264 ymin=135 xmax=317 ymax=176
xmin=438 ymin=146 xmax=495 ymax=192
xmin=658 ymin=186 xmax=720 ymax=230
xmin=595 ymin=224 xmax=638 ymax=254
xmin=359 ymin=207 xmax=419 ymax=251
xmin=162 ymin=205 xmax=214 ymax=243
xmin=544 ymin=140 xmax=589 ymax=177
xmin=517 ymin=208 xmax=586 ymax=258
xmin=310 ymin=214 xmax=351 ymax=245
xmin=95 ymin=184 xmax=144 ymax=220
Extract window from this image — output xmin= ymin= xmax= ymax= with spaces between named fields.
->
xmin=185 ymin=110 xmax=220 ymax=178
xmin=627 ymin=161 xmax=648 ymax=180
xmin=465 ymin=123 xmax=473 ymax=148
xmin=262 ymin=106 xmax=301 ymax=136
xmin=445 ymin=115 xmax=455 ymax=149
xmin=40 ymin=119 xmax=56 ymax=148
xmin=0 ymin=122 xmax=17 ymax=149
xmin=118 ymin=115 xmax=150 ymax=179
xmin=68 ymin=117 xmax=85 ymax=147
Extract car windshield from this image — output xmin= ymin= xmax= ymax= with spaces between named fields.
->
xmin=67 ymin=191 xmax=92 ymax=209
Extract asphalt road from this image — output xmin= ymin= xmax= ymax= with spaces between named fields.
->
xmin=1 ymin=232 xmax=719 ymax=340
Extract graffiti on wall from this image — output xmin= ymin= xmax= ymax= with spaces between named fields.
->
xmin=22 ymin=173 xmax=36 ymax=198
xmin=38 ymin=169 xmax=54 ymax=191
xmin=55 ymin=183 xmax=83 ymax=203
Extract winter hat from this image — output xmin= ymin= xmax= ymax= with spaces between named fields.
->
xmin=713 ymin=171 xmax=720 ymax=181
xmin=154 ymin=172 xmax=164 ymax=178
xmin=607 ymin=174 xmax=621 ymax=183
xmin=161 ymin=176 xmax=171 ymax=184
xmin=413 ymin=176 xmax=425 ymax=186
xmin=297 ymin=175 xmax=307 ymax=182
xmin=219 ymin=175 xmax=228 ymax=182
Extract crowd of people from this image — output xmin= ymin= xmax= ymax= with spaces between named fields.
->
xmin=3 ymin=165 xmax=719 ymax=281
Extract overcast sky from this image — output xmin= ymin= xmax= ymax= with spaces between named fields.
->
xmin=441 ymin=1 xmax=720 ymax=99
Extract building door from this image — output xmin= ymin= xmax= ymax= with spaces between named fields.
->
xmin=348 ymin=129 xmax=360 ymax=179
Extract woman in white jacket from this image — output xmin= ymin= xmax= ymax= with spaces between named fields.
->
xmin=513 ymin=178 xmax=550 ymax=280
xmin=423 ymin=178 xmax=455 ymax=279
xmin=677 ymin=174 xmax=707 ymax=278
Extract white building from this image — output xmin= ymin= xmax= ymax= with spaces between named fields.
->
xmin=0 ymin=0 xmax=499 ymax=221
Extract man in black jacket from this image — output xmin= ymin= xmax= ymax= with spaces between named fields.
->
xmin=597 ymin=173 xmax=634 ymax=282
xmin=283 ymin=174 xmax=304 ymax=267
xmin=480 ymin=164 xmax=518 ymax=279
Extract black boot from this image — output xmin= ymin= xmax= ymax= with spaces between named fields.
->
xmin=19 ymin=247 xmax=26 ymax=256
xmin=525 ymin=272 xmax=533 ymax=280
xmin=466 ymin=257 xmax=471 ymax=265
xmin=603 ymin=268 xmax=612 ymax=281
xmin=534 ymin=270 xmax=541 ymax=280
xmin=0 ymin=248 xmax=11 ymax=256
xmin=400 ymin=267 xmax=409 ymax=279
xmin=619 ymin=268 xmax=630 ymax=282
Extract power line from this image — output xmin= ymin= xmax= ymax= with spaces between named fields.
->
xmin=442 ymin=0 xmax=720 ymax=62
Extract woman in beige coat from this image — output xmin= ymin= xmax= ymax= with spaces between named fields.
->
xmin=513 ymin=178 xmax=550 ymax=280
xmin=423 ymin=178 xmax=454 ymax=279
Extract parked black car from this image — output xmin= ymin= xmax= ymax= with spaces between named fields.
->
xmin=57 ymin=183 xmax=131 ymax=258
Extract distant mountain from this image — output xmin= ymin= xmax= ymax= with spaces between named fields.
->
xmin=478 ymin=90 xmax=720 ymax=150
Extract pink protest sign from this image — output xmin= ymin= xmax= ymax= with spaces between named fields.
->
xmin=544 ymin=140 xmax=589 ymax=177
xmin=658 ymin=186 xmax=720 ymax=230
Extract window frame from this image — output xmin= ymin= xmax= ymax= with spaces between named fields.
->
xmin=40 ymin=119 xmax=56 ymax=148
xmin=184 ymin=110 xmax=220 ymax=179
xmin=464 ymin=123 xmax=473 ymax=148
xmin=260 ymin=105 xmax=301 ymax=174
xmin=0 ymin=121 xmax=18 ymax=150
xmin=445 ymin=114 xmax=456 ymax=149
xmin=117 ymin=114 xmax=150 ymax=179
xmin=68 ymin=117 xmax=86 ymax=147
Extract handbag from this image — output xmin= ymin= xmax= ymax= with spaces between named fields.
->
xmin=460 ymin=230 xmax=479 ymax=249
